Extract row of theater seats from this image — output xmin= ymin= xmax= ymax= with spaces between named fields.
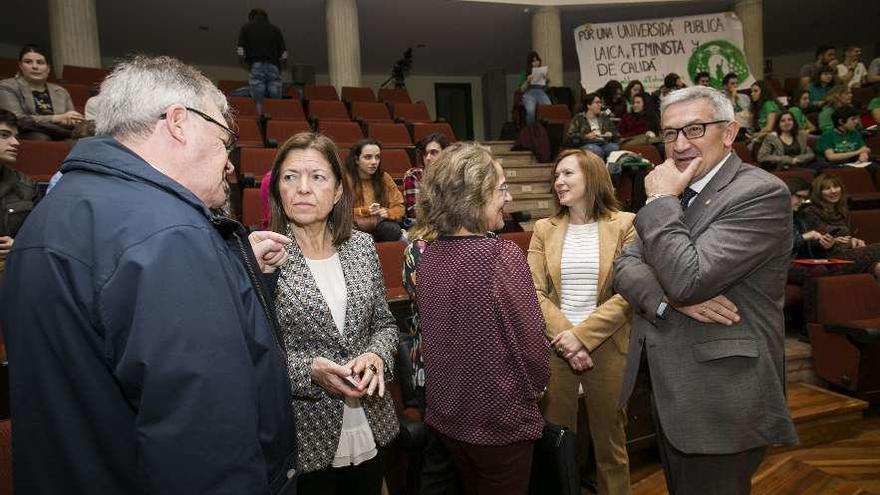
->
xmin=218 ymin=81 xmax=414 ymax=106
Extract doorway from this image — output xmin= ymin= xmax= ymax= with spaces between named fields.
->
xmin=434 ymin=83 xmax=474 ymax=140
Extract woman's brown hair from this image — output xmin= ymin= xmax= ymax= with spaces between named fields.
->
xmin=344 ymin=138 xmax=386 ymax=209
xmin=552 ymin=148 xmax=620 ymax=220
xmin=809 ymin=173 xmax=848 ymax=214
xmin=268 ymin=132 xmax=353 ymax=246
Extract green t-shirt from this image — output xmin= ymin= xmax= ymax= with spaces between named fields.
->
xmin=817 ymin=106 xmax=834 ymax=133
xmin=756 ymin=100 xmax=780 ymax=130
xmin=816 ymin=129 xmax=865 ymax=155
xmin=869 ymin=97 xmax=880 ymax=111
xmin=788 ymin=106 xmax=809 ymax=129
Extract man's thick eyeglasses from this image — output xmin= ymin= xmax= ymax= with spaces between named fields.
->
xmin=661 ymin=120 xmax=729 ymax=143
xmin=160 ymin=107 xmax=238 ymax=153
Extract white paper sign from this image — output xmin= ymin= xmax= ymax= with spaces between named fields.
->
xmin=574 ymin=12 xmax=755 ymax=92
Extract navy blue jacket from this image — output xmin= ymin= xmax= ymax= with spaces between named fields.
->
xmin=1 ymin=136 xmax=296 ymax=494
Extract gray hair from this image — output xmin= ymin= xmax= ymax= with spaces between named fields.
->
xmin=93 ymin=55 xmax=228 ymax=140
xmin=660 ymin=86 xmax=734 ymax=122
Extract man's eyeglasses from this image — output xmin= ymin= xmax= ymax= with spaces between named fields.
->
xmin=160 ymin=107 xmax=238 ymax=153
xmin=661 ymin=121 xmax=729 ymax=143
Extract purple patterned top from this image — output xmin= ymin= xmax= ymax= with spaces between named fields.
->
xmin=415 ymin=234 xmax=550 ymax=445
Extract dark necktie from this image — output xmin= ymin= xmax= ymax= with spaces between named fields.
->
xmin=679 ymin=187 xmax=698 ymax=210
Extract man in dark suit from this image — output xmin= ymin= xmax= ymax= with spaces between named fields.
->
xmin=614 ymin=86 xmax=798 ymax=494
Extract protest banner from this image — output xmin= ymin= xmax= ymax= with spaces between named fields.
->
xmin=575 ymin=12 xmax=754 ymax=92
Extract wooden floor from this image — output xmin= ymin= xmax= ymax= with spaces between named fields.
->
xmin=631 ymin=390 xmax=879 ymax=495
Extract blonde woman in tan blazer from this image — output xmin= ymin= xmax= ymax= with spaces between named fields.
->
xmin=527 ymin=148 xmax=635 ymax=495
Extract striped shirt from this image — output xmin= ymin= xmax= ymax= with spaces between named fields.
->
xmin=560 ymin=222 xmax=600 ymax=325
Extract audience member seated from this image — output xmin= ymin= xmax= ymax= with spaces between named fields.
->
xmin=402 ymin=132 xmax=449 ymax=228
xmin=749 ymin=81 xmax=781 ymax=141
xmin=413 ymin=142 xmax=549 ymax=494
xmin=567 ymin=92 xmax=619 ymax=161
xmin=267 ymin=132 xmax=400 ymax=494
xmin=624 ymin=79 xmax=659 ymax=120
xmin=785 ymin=176 xmax=832 ymax=263
xmin=519 ymin=51 xmax=551 ymax=125
xmin=800 ymin=45 xmax=837 ymax=89
xmin=787 ymin=89 xmax=818 ymax=133
xmin=816 ymin=106 xmax=878 ymax=177
xmin=867 ymin=92 xmax=880 ymax=126
xmin=601 ymin=80 xmax=627 ymax=119
xmin=817 ymin=85 xmax=854 ymax=133
xmin=0 ymin=44 xmax=83 ymax=140
xmin=799 ymin=173 xmax=880 ymax=281
xmin=868 ymin=55 xmax=880 ymax=86
xmin=756 ymin=111 xmax=816 ymax=171
xmin=652 ymin=72 xmax=685 ymax=100
xmin=528 ymin=149 xmax=635 ymax=494
xmin=722 ymin=72 xmax=751 ymax=130
xmin=694 ymin=71 xmax=711 ymax=87
xmin=808 ymin=66 xmax=836 ymax=108
xmin=0 ymin=110 xmax=35 ymax=281
xmin=618 ymin=93 xmax=660 ymax=146
xmin=346 ymin=138 xmax=405 ymax=242
xmin=837 ymin=45 xmax=867 ymax=88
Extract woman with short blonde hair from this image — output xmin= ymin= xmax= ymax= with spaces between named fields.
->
xmin=413 ymin=142 xmax=550 ymax=495
xmin=528 ymin=148 xmax=636 ymax=494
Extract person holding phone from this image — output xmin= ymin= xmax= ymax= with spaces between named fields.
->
xmin=346 ymin=138 xmax=406 ymax=242
xmin=268 ymin=132 xmax=400 ymax=494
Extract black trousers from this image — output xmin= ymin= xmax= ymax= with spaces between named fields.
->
xmin=653 ymin=402 xmax=766 ymax=495
xmin=296 ymin=451 xmax=385 ymax=495
xmin=416 ymin=387 xmax=463 ymax=495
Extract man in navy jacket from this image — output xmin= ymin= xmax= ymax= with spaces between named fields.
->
xmin=1 ymin=55 xmax=296 ymax=494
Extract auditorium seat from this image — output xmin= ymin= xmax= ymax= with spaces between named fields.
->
xmin=375 ymin=241 xmax=408 ymax=302
xmin=390 ymin=102 xmax=432 ymax=124
xmin=318 ymin=121 xmax=364 ymax=148
xmin=238 ymin=147 xmax=278 ymax=184
xmin=807 ymin=274 xmax=880 ymax=403
xmin=0 ymin=58 xmax=17 ymax=79
xmin=621 ymin=144 xmax=661 ymax=165
xmin=308 ymin=100 xmax=351 ymax=123
xmin=217 ymin=80 xmax=247 ymax=95
xmin=849 ymin=209 xmax=880 ymax=244
xmin=378 ymin=88 xmax=412 ymax=104
xmin=732 ymin=141 xmax=755 ymax=164
xmin=63 ymin=83 xmax=94 ymax=114
xmin=351 ymin=102 xmax=393 ymax=124
xmin=12 ymin=140 xmax=73 ymax=182
xmin=241 ymin=187 xmax=265 ymax=229
xmin=410 ymin=123 xmax=456 ymax=144
xmin=236 ymin=119 xmax=264 ymax=148
xmin=536 ymin=104 xmax=572 ymax=125
xmin=852 ymin=87 xmax=873 ymax=109
xmin=262 ymin=99 xmax=307 ymax=122
xmin=367 ymin=123 xmax=413 ymax=148
xmin=500 ymin=231 xmax=533 ymax=254
xmin=60 ymin=65 xmax=108 ymax=85
xmin=341 ymin=86 xmax=375 ymax=103
xmin=304 ymin=85 xmax=339 ymax=101
xmin=783 ymin=77 xmax=800 ymax=96
xmin=867 ymin=133 xmax=880 ymax=156
xmin=0 ymin=419 xmax=10 ymax=495
xmin=772 ymin=169 xmax=815 ymax=184
xmin=380 ymin=149 xmax=412 ymax=179
xmin=228 ymin=96 xmax=259 ymax=118
xmin=265 ymin=120 xmax=312 ymax=145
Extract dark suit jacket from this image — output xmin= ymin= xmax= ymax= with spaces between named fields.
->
xmin=275 ymin=230 xmax=399 ymax=473
xmin=614 ymin=153 xmax=799 ymax=455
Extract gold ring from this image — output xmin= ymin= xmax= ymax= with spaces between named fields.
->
xmin=367 ymin=364 xmax=378 ymax=374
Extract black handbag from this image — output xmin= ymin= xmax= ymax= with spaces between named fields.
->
xmin=529 ymin=423 xmax=580 ymax=495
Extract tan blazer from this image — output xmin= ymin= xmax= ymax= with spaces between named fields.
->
xmin=0 ymin=75 xmax=75 ymax=123
xmin=527 ymin=211 xmax=635 ymax=354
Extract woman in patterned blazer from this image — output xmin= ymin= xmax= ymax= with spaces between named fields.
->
xmin=267 ymin=132 xmax=399 ymax=495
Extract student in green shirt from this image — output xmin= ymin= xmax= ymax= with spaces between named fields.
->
xmin=868 ymin=96 xmax=880 ymax=126
xmin=749 ymin=81 xmax=781 ymax=140
xmin=787 ymin=89 xmax=818 ymax=133
xmin=817 ymin=85 xmax=853 ymax=133
xmin=815 ymin=106 xmax=879 ymax=183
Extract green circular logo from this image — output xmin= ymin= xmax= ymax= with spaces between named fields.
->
xmin=688 ymin=40 xmax=750 ymax=88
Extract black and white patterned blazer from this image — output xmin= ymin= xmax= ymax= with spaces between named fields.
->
xmin=275 ymin=230 xmax=400 ymax=473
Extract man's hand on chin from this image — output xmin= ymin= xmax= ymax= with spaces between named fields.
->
xmin=645 ymin=157 xmax=702 ymax=197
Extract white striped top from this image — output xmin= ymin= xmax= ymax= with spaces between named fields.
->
xmin=560 ymin=223 xmax=600 ymax=326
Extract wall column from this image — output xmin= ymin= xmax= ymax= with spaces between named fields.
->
xmin=48 ymin=0 xmax=102 ymax=76
xmin=325 ymin=0 xmax=362 ymax=90
xmin=733 ymin=0 xmax=764 ymax=80
xmin=531 ymin=6 xmax=563 ymax=87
